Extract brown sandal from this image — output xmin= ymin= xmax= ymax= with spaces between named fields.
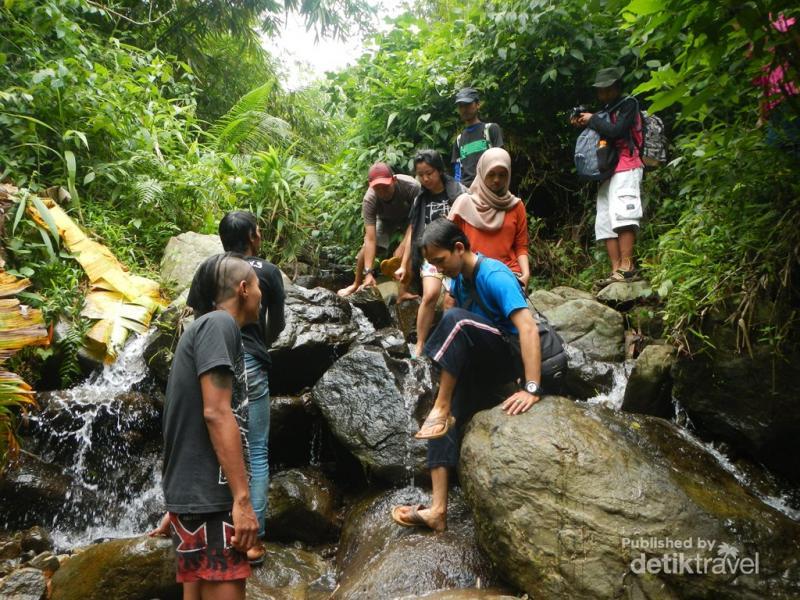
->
xmin=413 ymin=414 xmax=455 ymax=440
xmin=391 ymin=505 xmax=445 ymax=532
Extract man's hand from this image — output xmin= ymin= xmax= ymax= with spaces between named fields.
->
xmin=516 ymin=273 xmax=530 ymax=289
xmin=148 ymin=512 xmax=171 ymax=538
xmin=393 ymin=266 xmax=406 ymax=283
xmin=578 ymin=112 xmax=593 ymax=126
xmin=230 ymin=496 xmax=259 ymax=552
xmin=359 ymin=272 xmax=377 ymax=289
xmin=501 ymin=390 xmax=540 ymax=415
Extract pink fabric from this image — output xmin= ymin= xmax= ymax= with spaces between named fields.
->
xmin=753 ymin=14 xmax=798 ymax=116
xmin=614 ymin=110 xmax=643 ymax=173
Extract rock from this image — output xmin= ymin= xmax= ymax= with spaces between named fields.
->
xmin=0 ymin=567 xmax=46 ymax=600
xmin=550 ymin=286 xmax=595 ymax=301
xmin=673 ymin=340 xmax=800 ymax=482
xmin=159 ymin=231 xmax=223 ymax=294
xmin=269 ymin=394 xmax=317 ymax=468
xmin=360 ymin=327 xmax=411 ymax=359
xmin=395 ymin=591 xmax=518 ymax=600
xmin=265 ymin=468 xmax=339 ymax=543
xmin=52 ymin=319 xmax=102 ymax=379
xmin=347 ymin=286 xmax=392 ymax=329
xmin=0 ymin=534 xmax=21 ymax=561
xmin=562 ymin=344 xmax=614 ymax=399
xmin=335 ymin=488 xmax=498 ymax=599
xmin=626 ymin=305 xmax=664 ymax=339
xmin=311 ymin=345 xmax=432 ymax=482
xmin=248 ymin=543 xmax=332 ymax=599
xmin=26 ymin=552 xmax=59 ymax=573
xmin=621 ymin=343 xmax=676 ymax=418
xmin=394 ymin=298 xmax=420 ymax=341
xmin=142 ymin=292 xmax=192 ymax=386
xmin=18 ymin=528 xmax=52 ymax=556
xmin=460 ymin=397 xmax=800 ymax=599
xmin=377 ymin=280 xmax=400 ymax=304
xmin=542 ymin=298 xmax=624 ymax=361
xmin=529 ymin=286 xmax=593 ymax=313
xmin=595 ymin=280 xmax=653 ymax=308
xmin=269 ymin=284 xmax=365 ymax=394
xmin=0 ymin=453 xmax=77 ymax=530
xmin=50 ymin=536 xmax=179 ymax=600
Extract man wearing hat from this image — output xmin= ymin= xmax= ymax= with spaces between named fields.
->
xmin=451 ymin=87 xmax=504 ymax=187
xmin=574 ymin=66 xmax=644 ymax=285
xmin=337 ymin=162 xmax=421 ymax=298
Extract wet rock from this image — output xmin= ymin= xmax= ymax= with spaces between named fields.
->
xmin=360 ymin=327 xmax=411 ymax=359
xmin=672 ymin=324 xmax=800 ymax=482
xmin=377 ymin=280 xmax=400 ymax=305
xmin=142 ymin=293 xmax=192 ymax=387
xmin=394 ymin=298 xmax=420 ymax=341
xmin=395 ymin=591 xmax=518 ymax=600
xmin=621 ymin=343 xmax=675 ymax=419
xmin=0 ymin=534 xmax=21 ymax=561
xmin=335 ymin=488 xmax=497 ymax=599
xmin=269 ymin=285 xmax=364 ymax=394
xmin=347 ymin=286 xmax=392 ymax=329
xmin=159 ymin=231 xmax=223 ymax=294
xmin=562 ymin=344 xmax=614 ymax=399
xmin=248 ymin=542 xmax=332 ymax=599
xmin=0 ymin=454 xmax=77 ymax=530
xmin=19 ymin=528 xmax=52 ymax=556
xmin=595 ymin=280 xmax=653 ymax=308
xmin=461 ymin=396 xmax=800 ymax=599
xmin=269 ymin=394 xmax=317 ymax=468
xmin=265 ymin=468 xmax=339 ymax=543
xmin=50 ymin=536 xmax=179 ymax=600
xmin=0 ymin=567 xmax=46 ymax=600
xmin=26 ymin=552 xmax=59 ymax=573
xmin=542 ymin=298 xmax=624 ymax=361
xmin=311 ymin=345 xmax=432 ymax=482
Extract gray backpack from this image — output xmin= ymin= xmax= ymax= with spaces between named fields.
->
xmin=641 ymin=112 xmax=667 ymax=167
xmin=574 ymin=97 xmax=628 ymax=181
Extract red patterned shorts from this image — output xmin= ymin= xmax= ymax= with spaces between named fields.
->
xmin=168 ymin=511 xmax=251 ymax=582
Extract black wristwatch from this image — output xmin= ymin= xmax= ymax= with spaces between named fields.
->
xmin=523 ymin=380 xmax=541 ymax=395
xmin=362 ymin=268 xmax=378 ymax=277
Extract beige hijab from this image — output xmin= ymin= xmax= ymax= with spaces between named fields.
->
xmin=448 ymin=147 xmax=520 ymax=231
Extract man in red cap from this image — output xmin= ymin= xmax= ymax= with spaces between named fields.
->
xmin=337 ymin=162 xmax=421 ymax=298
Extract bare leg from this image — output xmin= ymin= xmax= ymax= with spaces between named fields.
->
xmin=183 ymin=582 xmax=201 ymax=600
xmin=396 ymin=467 xmax=448 ymax=532
xmin=337 ymin=246 xmax=365 ymax=297
xmin=428 ymin=369 xmax=457 ymax=419
xmin=617 ymin=228 xmax=636 ymax=272
xmin=199 ymin=579 xmax=246 ymax=600
xmin=415 ymin=276 xmax=441 ymax=356
xmin=604 ymin=238 xmax=621 ymax=273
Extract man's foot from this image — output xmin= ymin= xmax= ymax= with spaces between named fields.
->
xmin=397 ymin=291 xmax=420 ymax=303
xmin=247 ymin=543 xmax=266 ymax=566
xmin=337 ymin=283 xmax=359 ymax=297
xmin=391 ymin=504 xmax=447 ymax=532
xmin=413 ymin=343 xmax=424 ymax=359
xmin=414 ymin=412 xmax=455 ymax=440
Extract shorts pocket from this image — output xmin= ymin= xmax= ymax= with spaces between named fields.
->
xmin=614 ymin=187 xmax=643 ymax=220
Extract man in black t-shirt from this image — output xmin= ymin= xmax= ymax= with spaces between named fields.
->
xmin=219 ymin=211 xmax=286 ymax=565
xmin=157 ymin=253 xmax=262 ymax=598
xmin=451 ymin=87 xmax=504 ymax=187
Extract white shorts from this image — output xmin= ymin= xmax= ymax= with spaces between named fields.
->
xmin=595 ymin=168 xmax=643 ymax=241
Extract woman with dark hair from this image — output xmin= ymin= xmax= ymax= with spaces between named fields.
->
xmin=448 ymin=147 xmax=530 ymax=288
xmin=394 ymin=150 xmax=467 ymax=357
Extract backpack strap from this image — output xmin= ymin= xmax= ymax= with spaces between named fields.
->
xmin=483 ymin=123 xmax=494 ymax=146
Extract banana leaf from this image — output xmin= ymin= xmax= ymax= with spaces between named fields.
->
xmin=0 ymin=297 xmax=49 ymax=362
xmin=0 ymin=272 xmax=32 ymax=298
xmin=0 ymin=370 xmax=36 ymax=469
xmin=81 ymin=290 xmax=155 ymax=362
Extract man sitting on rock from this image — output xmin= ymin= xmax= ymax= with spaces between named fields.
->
xmin=154 ymin=253 xmax=261 ymax=599
xmin=337 ymin=162 xmax=420 ymax=300
xmin=219 ymin=210 xmax=285 ymax=565
xmin=391 ymin=219 xmax=560 ymax=532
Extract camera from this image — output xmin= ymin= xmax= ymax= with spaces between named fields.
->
xmin=569 ymin=105 xmax=588 ymax=121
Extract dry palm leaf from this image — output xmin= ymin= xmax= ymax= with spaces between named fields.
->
xmin=0 ymin=370 xmax=36 ymax=469
xmin=27 ymin=196 xmax=166 ymax=361
xmin=0 ymin=272 xmax=32 ymax=298
xmin=0 ymin=297 xmax=49 ymax=362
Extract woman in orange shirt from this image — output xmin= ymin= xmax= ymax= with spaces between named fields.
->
xmin=448 ymin=148 xmax=530 ymax=288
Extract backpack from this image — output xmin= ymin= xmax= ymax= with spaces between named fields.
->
xmin=456 ymin=122 xmax=496 ymax=152
xmin=461 ymin=257 xmax=568 ymax=381
xmin=574 ymin=97 xmax=628 ymax=181
xmin=640 ymin=111 xmax=667 ymax=167
xmin=454 ymin=123 xmax=497 ymax=182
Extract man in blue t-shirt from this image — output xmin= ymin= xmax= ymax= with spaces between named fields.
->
xmin=391 ymin=219 xmax=561 ymax=533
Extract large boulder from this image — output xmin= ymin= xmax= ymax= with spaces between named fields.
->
xmin=311 ymin=345 xmax=433 ymax=483
xmin=595 ymin=280 xmax=654 ymax=308
xmin=50 ymin=536 xmax=179 ymax=600
xmin=529 ymin=286 xmax=593 ymax=313
xmin=562 ymin=344 xmax=614 ymax=400
xmin=264 ymin=468 xmax=340 ymax=543
xmin=542 ymin=298 xmax=624 ymax=362
xmin=269 ymin=393 xmax=318 ymax=468
xmin=159 ymin=231 xmax=223 ymax=294
xmin=248 ymin=543 xmax=333 ymax=599
xmin=672 ymin=322 xmax=800 ymax=482
xmin=269 ymin=284 xmax=369 ymax=394
xmin=460 ymin=397 xmax=800 ymax=599
xmin=621 ymin=343 xmax=676 ymax=418
xmin=395 ymin=592 xmax=517 ymax=600
xmin=335 ymin=488 xmax=498 ymax=599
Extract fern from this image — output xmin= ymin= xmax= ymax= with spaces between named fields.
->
xmin=57 ymin=319 xmax=89 ymax=387
xmin=132 ymin=177 xmax=165 ymax=206
xmin=209 ymin=81 xmax=293 ymax=154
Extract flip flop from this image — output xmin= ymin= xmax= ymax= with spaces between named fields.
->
xmin=380 ymin=256 xmax=402 ymax=278
xmin=414 ymin=414 xmax=455 ymax=440
xmin=247 ymin=543 xmax=266 ymax=566
xmin=391 ymin=504 xmax=445 ymax=532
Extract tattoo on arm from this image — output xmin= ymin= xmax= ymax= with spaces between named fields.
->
xmin=207 ymin=368 xmax=233 ymax=390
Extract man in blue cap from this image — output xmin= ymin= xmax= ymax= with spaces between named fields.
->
xmin=451 ymin=87 xmax=504 ymax=187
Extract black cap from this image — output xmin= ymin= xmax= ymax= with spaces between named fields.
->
xmin=455 ymin=87 xmax=480 ymax=104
